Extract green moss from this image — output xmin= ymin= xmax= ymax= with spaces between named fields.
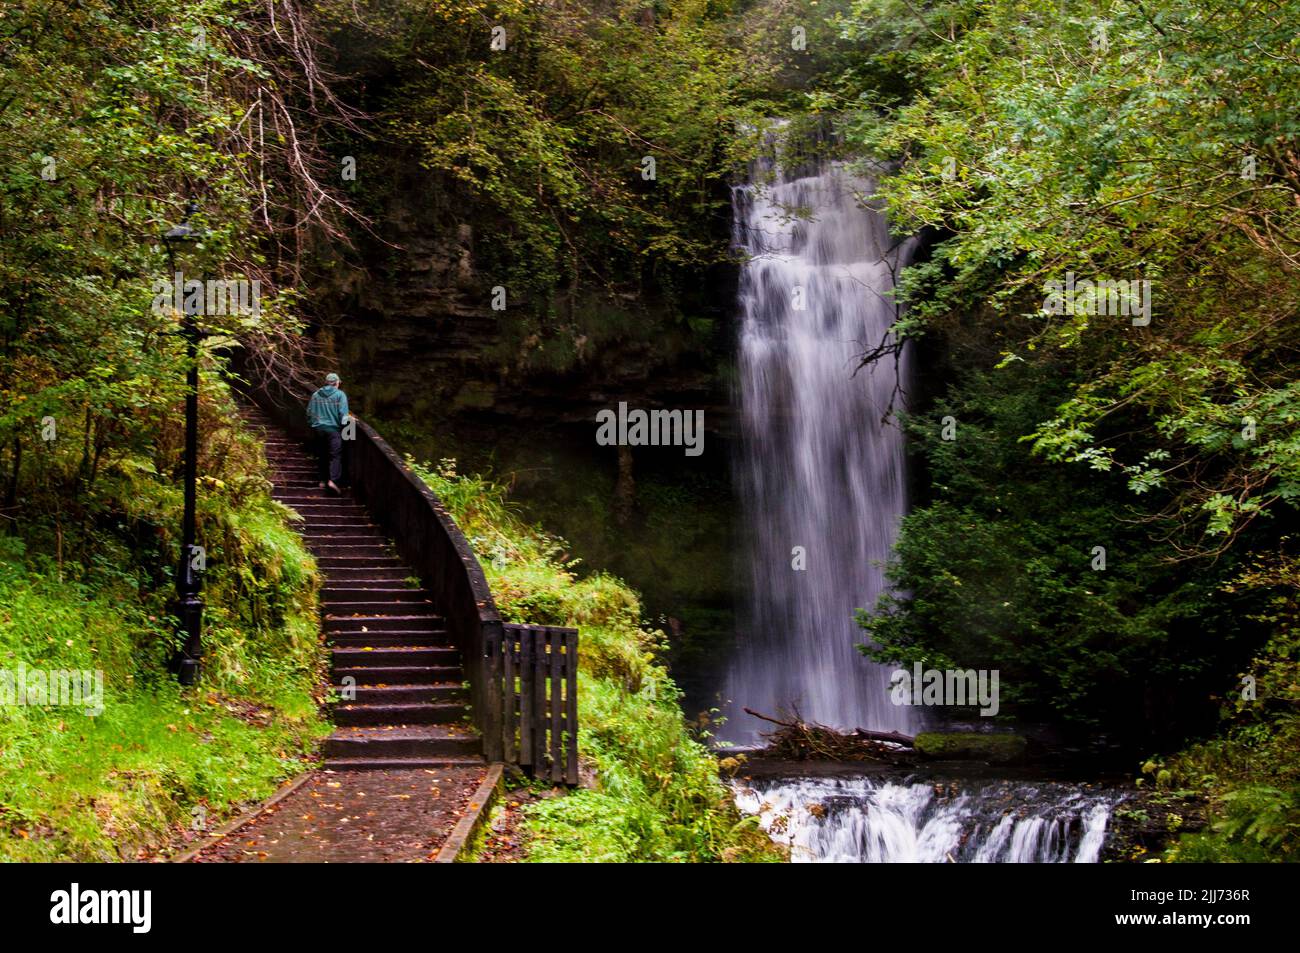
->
xmin=452 ymin=381 xmax=497 ymax=411
xmin=913 ymin=732 xmax=1027 ymax=764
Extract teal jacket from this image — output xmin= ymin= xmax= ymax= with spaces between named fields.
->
xmin=307 ymin=385 xmax=350 ymax=431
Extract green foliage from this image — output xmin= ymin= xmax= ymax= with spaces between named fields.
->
xmin=380 ymin=0 xmax=762 ymax=298
xmin=0 ymin=0 xmax=301 ymax=507
xmin=841 ymin=0 xmax=1300 ymax=552
xmin=0 ymin=441 xmax=328 ymax=861
xmin=0 ymin=0 xmax=335 ymax=861
xmin=843 ymin=0 xmax=1300 ymax=854
xmin=1159 ymin=552 xmax=1300 ymax=861
xmin=409 ymin=458 xmax=778 ymax=862
xmin=913 ymin=731 xmax=1027 ymax=763
xmin=860 ymin=368 xmax=1242 ymax=736
xmin=310 ymin=0 xmax=782 ymax=373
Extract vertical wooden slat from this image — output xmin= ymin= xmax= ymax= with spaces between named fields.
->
xmin=518 ymin=626 xmax=534 ymax=768
xmin=549 ymin=627 xmax=563 ymax=782
xmin=565 ymin=628 xmax=579 ymax=785
xmin=502 ymin=626 xmax=517 ymax=763
xmin=482 ymin=620 xmax=504 ymax=762
xmin=531 ymin=626 xmax=547 ymax=772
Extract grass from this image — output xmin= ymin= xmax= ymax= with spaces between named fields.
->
xmin=409 ymin=457 xmax=780 ymax=862
xmin=0 ymin=386 xmax=330 ymax=861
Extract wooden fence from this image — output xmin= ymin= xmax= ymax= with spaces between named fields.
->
xmin=494 ymin=623 xmax=579 ymax=785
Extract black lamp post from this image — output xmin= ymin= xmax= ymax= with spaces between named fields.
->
xmin=163 ymin=201 xmax=203 ymax=685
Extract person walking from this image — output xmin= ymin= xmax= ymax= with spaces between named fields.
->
xmin=306 ymin=372 xmax=352 ymax=494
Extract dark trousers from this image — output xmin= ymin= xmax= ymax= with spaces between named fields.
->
xmin=313 ymin=427 xmax=343 ymax=484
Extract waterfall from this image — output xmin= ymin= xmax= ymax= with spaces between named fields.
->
xmin=734 ymin=776 xmax=1122 ymax=863
xmin=723 ymin=138 xmax=915 ymax=743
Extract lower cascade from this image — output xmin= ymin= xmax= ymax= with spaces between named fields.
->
xmin=734 ymin=775 xmax=1123 ymax=863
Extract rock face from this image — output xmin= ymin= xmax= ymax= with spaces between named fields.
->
xmin=314 ymin=168 xmax=737 ymax=433
xmin=304 ymin=165 xmax=745 ymax=720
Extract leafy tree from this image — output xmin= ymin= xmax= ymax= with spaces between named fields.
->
xmin=841 ymin=0 xmax=1300 ymax=553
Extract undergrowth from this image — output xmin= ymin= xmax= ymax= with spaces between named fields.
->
xmin=410 ymin=457 xmax=779 ymax=862
xmin=0 ymin=384 xmax=328 ymax=861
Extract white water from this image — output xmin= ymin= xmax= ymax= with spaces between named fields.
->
xmin=720 ymin=139 xmax=1120 ymax=864
xmin=723 ymin=141 xmax=915 ymax=743
xmin=734 ymin=776 xmax=1121 ymax=863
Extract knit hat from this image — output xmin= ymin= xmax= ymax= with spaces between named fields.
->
xmin=325 ymin=373 xmax=340 ymax=385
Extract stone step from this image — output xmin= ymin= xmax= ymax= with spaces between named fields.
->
xmin=332 ymin=665 xmax=461 ymax=685
xmin=330 ymin=701 xmax=465 ymax=727
xmin=305 ymin=531 xmax=390 ymax=542
xmin=321 ymin=587 xmax=430 ymax=603
xmin=313 ymin=544 xmax=395 ymax=558
xmin=274 ymin=491 xmax=339 ymax=503
xmin=321 ymin=724 xmax=480 ymax=761
xmin=324 ymin=606 xmax=438 ymax=621
xmin=318 ymin=568 xmax=413 ymax=583
xmin=302 ymin=519 xmax=378 ymax=529
xmin=330 ymin=646 xmax=458 ymax=667
xmin=343 ymin=683 xmax=467 ymax=705
xmin=328 ymin=634 xmax=448 ymax=648
xmin=287 ymin=501 xmax=366 ymax=512
xmin=323 ymin=756 xmax=485 ymax=771
xmin=292 ymin=511 xmax=371 ymax=524
xmin=321 ymin=595 xmax=434 ymax=608
xmin=325 ymin=615 xmax=444 ymax=633
xmin=316 ymin=556 xmax=408 ymax=570
xmin=309 ymin=538 xmax=390 ymax=553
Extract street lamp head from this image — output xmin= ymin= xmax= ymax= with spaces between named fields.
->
xmin=163 ymin=199 xmax=201 ymax=243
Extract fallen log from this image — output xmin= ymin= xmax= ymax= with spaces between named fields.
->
xmin=743 ymin=707 xmax=914 ymax=762
xmin=744 ymin=708 xmax=915 ymax=747
xmin=850 ymin=727 xmax=916 ymax=747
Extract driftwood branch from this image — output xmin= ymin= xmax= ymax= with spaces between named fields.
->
xmin=743 ymin=707 xmax=915 ymax=761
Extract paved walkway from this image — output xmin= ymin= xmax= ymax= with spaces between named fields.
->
xmin=192 ymin=408 xmax=489 ymax=862
xmin=193 ymin=767 xmax=486 ymax=862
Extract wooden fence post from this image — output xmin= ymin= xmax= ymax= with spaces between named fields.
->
xmin=565 ymin=628 xmax=579 ymax=785
xmin=482 ymin=620 xmax=504 ymax=763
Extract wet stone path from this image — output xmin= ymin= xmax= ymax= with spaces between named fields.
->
xmin=194 ymin=767 xmax=487 ymax=863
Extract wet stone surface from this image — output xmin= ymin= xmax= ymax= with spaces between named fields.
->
xmin=196 ymin=767 xmax=486 ymax=863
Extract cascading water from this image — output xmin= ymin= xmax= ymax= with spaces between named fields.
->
xmin=734 ymin=775 xmax=1123 ymax=863
xmin=723 ymin=138 xmax=914 ymax=743
xmin=719 ymin=138 xmax=1124 ymax=863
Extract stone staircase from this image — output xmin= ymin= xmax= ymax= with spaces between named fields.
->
xmin=243 ymin=406 xmax=482 ymax=770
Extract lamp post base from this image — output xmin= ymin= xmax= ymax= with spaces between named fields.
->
xmin=171 ymin=655 xmax=201 ymax=686
xmin=170 ymin=582 xmax=204 ymax=685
